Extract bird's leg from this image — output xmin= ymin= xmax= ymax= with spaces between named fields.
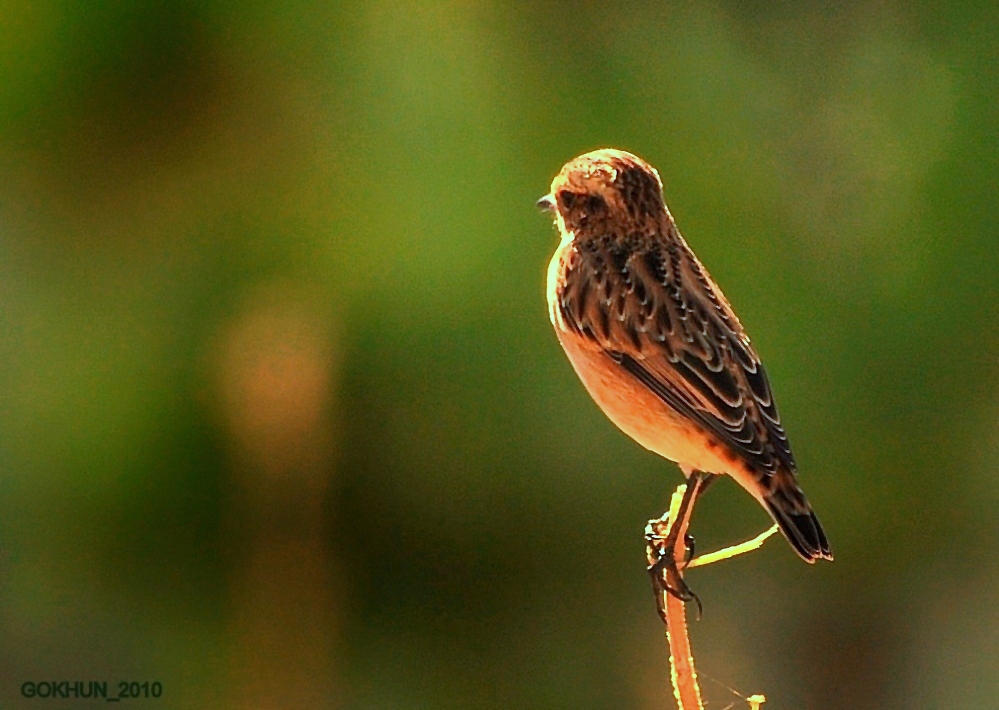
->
xmin=646 ymin=472 xmax=715 ymax=618
xmin=680 ymin=472 xmax=717 ymax=571
xmin=649 ymin=472 xmax=713 ymax=573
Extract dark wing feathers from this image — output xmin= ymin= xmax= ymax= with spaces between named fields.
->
xmin=560 ymin=236 xmax=797 ymax=481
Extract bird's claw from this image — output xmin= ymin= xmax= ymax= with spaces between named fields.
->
xmin=648 ymin=543 xmax=703 ymax=620
xmin=682 ymin=533 xmax=696 ymax=569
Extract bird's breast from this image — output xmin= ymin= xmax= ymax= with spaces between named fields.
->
xmin=546 ymin=233 xmax=575 ymax=330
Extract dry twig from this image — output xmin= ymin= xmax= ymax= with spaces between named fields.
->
xmin=646 ymin=481 xmax=778 ymax=710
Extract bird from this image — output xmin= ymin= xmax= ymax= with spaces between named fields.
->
xmin=539 ymin=148 xmax=832 ymax=564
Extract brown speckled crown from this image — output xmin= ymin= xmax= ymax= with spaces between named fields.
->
xmin=549 ymin=149 xmax=670 ymax=235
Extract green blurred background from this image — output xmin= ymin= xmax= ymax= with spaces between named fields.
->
xmin=0 ymin=1 xmax=996 ymax=708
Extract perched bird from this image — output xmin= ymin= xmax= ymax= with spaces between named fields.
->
xmin=539 ymin=149 xmax=832 ymax=563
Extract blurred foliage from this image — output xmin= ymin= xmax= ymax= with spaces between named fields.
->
xmin=0 ymin=1 xmax=997 ymax=708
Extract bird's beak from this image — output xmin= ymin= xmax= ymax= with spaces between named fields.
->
xmin=536 ymin=194 xmax=555 ymax=212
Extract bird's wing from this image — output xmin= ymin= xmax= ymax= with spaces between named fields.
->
xmin=557 ymin=235 xmax=796 ymax=479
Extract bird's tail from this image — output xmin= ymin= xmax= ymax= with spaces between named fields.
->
xmin=762 ymin=470 xmax=833 ymax=563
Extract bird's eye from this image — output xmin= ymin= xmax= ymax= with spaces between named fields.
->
xmin=558 ymin=190 xmax=576 ymax=209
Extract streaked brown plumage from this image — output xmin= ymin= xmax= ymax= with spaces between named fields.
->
xmin=540 ymin=149 xmax=832 ymax=563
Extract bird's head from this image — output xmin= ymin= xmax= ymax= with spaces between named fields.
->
xmin=538 ymin=149 xmax=668 ymax=236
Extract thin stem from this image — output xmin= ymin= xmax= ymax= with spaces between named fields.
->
xmin=686 ymin=525 xmax=778 ymax=569
xmin=648 ymin=479 xmax=707 ymax=710
xmin=647 ymin=478 xmax=776 ymax=710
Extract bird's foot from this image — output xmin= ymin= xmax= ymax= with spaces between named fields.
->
xmin=646 ymin=521 xmax=702 ymax=620
xmin=648 ymin=547 xmax=703 ymax=621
